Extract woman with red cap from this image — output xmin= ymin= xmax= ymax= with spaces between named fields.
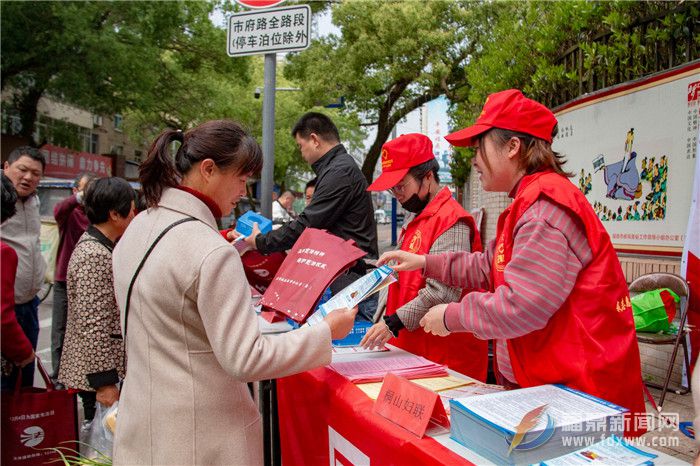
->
xmin=378 ymin=90 xmax=646 ymax=437
xmin=360 ymin=133 xmax=488 ymax=381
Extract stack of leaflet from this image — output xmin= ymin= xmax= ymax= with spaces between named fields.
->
xmin=329 ymin=354 xmax=447 ymax=384
xmin=541 ymin=435 xmax=657 ymax=466
xmin=450 ymin=384 xmax=628 ymax=465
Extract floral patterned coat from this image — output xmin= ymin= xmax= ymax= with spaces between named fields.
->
xmin=58 ymin=226 xmax=125 ymax=392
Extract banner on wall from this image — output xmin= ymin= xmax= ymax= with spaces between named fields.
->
xmin=553 ymin=62 xmax=699 ymax=255
xmin=39 ymin=144 xmax=112 ymax=179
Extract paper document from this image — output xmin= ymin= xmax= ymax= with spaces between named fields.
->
xmin=453 ymin=385 xmax=625 ymax=434
xmin=357 ymin=375 xmax=472 ymax=400
xmin=306 ymin=265 xmax=395 ymax=325
xmin=329 ymin=354 xmax=447 ymax=383
xmin=332 ymin=346 xmax=389 ymax=355
xmin=233 ymin=235 xmax=252 ymax=255
xmin=541 ymin=435 xmax=657 ymax=465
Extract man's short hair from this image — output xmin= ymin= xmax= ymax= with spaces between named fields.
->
xmin=1 ymin=173 xmax=18 ymax=223
xmin=7 ymin=146 xmax=46 ymax=170
xmin=84 ymin=177 xmax=135 ymax=224
xmin=291 ymin=112 xmax=340 ymax=143
xmin=305 ymin=178 xmax=317 ymax=190
xmin=280 ymin=190 xmax=294 ymax=200
xmin=408 ymin=159 xmax=440 ymax=184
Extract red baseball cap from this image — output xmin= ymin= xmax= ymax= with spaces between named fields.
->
xmin=367 ymin=133 xmax=435 ymax=191
xmin=445 ymin=89 xmax=557 ymax=147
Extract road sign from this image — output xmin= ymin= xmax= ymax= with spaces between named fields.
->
xmin=236 ymin=0 xmax=286 ymax=8
xmin=227 ymin=5 xmax=311 ymax=57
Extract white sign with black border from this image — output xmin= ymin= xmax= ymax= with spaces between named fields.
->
xmin=227 ymin=4 xmax=311 ymax=57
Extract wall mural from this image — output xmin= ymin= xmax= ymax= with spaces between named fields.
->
xmin=579 ymin=128 xmax=669 ymax=222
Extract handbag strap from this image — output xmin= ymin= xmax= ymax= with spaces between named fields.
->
xmin=122 ymin=217 xmax=198 ymax=339
xmin=15 ymin=357 xmax=52 ymax=394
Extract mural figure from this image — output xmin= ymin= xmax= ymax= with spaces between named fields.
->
xmin=593 ymin=130 xmax=668 ymax=223
xmin=603 ymin=128 xmax=641 ymax=200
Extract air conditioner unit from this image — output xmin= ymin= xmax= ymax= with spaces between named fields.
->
xmin=92 ymin=115 xmax=103 ymax=127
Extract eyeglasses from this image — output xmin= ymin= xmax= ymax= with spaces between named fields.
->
xmin=389 ymin=175 xmax=423 ymax=196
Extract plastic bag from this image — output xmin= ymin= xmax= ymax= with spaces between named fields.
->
xmin=84 ymin=401 xmax=118 ymax=460
xmin=632 ymin=288 xmax=679 ymax=333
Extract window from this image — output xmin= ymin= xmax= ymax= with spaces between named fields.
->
xmin=114 ymin=114 xmax=123 ymax=132
xmin=90 ymin=134 xmax=100 ymax=154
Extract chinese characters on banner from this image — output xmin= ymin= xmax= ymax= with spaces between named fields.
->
xmin=688 ymin=80 xmax=699 ymax=159
xmin=227 ymin=5 xmax=310 ymax=57
xmin=39 ymin=144 xmax=112 ymax=178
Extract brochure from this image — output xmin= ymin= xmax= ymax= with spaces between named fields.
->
xmin=305 ymin=265 xmax=396 ymax=325
xmin=450 ymin=384 xmax=628 ymax=465
xmin=541 ymin=435 xmax=657 ymax=466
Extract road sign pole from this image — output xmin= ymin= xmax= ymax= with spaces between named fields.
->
xmin=261 ymin=52 xmax=276 ymax=218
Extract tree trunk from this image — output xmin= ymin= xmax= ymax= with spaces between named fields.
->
xmin=17 ymin=86 xmax=45 ymax=147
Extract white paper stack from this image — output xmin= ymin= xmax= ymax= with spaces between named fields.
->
xmin=450 ymin=384 xmax=628 ymax=465
xmin=329 ymin=354 xmax=447 ymax=383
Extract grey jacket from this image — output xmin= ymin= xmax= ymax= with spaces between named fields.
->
xmin=0 ymin=194 xmax=46 ymax=304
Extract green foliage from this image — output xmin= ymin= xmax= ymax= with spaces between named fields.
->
xmin=286 ymin=0 xmax=483 ymax=183
xmin=449 ymin=0 xmax=698 ymax=155
xmin=449 ymin=147 xmax=474 ymax=191
xmin=1 ymin=1 xmax=250 ymax=144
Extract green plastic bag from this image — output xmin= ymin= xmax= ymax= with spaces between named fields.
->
xmin=632 ymin=288 xmax=679 ymax=333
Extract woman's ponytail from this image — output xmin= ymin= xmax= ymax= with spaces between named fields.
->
xmin=139 ymin=129 xmax=183 ymax=207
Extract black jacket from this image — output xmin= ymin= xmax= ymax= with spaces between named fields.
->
xmin=256 ymin=144 xmax=378 ymax=263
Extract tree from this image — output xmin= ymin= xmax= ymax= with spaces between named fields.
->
xmin=285 ymin=0 xmax=500 ymax=184
xmin=449 ymin=1 xmax=699 ymax=137
xmin=1 ymin=1 xmax=250 ymax=146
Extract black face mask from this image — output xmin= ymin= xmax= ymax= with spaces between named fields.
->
xmin=399 ymin=178 xmax=430 ymax=213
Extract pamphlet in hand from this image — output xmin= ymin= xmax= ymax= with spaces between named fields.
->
xmin=305 ymin=265 xmax=396 ymax=326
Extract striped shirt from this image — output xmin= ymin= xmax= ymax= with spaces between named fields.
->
xmin=423 ymin=197 xmax=593 ymax=383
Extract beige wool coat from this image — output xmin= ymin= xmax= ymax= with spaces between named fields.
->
xmin=112 ymin=188 xmax=332 ymax=466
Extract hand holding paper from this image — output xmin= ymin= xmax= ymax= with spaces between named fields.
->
xmin=377 ymin=250 xmax=425 ymax=272
xmin=324 ymin=306 xmax=358 ymax=340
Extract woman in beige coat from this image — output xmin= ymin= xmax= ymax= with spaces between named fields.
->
xmin=112 ymin=120 xmax=356 ymax=465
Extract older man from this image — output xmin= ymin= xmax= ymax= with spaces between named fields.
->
xmin=1 ymin=146 xmax=46 ymax=388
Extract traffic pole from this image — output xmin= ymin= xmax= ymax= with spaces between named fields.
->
xmin=261 ymin=52 xmax=276 ymax=218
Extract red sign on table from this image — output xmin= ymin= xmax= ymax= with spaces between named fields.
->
xmin=373 ymin=373 xmax=450 ymax=438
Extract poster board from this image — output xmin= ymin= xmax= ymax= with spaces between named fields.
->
xmin=553 ymin=61 xmax=699 ymax=255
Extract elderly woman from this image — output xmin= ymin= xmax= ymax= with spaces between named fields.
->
xmin=111 ymin=120 xmax=356 ymax=465
xmin=379 ymin=89 xmax=646 ymax=437
xmin=59 ymin=177 xmax=136 ymax=421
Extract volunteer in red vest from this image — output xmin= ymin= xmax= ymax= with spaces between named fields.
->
xmin=360 ymin=133 xmax=488 ymax=381
xmin=378 ymin=90 xmax=646 ymax=437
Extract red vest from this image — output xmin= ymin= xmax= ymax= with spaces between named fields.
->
xmin=387 ymin=188 xmax=488 ymax=381
xmin=492 ymin=171 xmax=646 ymax=437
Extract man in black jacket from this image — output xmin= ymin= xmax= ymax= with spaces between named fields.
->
xmin=243 ymin=112 xmax=379 ymax=321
